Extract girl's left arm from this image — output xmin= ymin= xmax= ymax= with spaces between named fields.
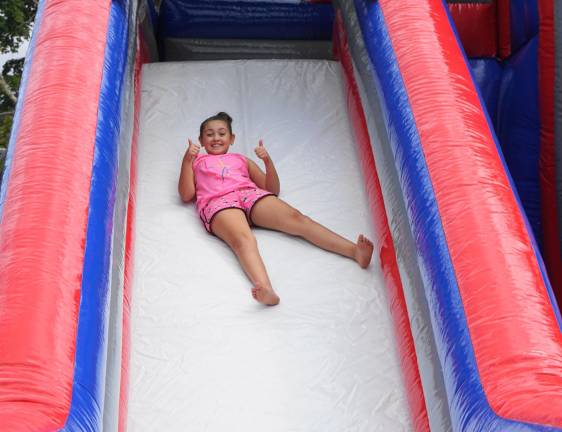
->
xmin=249 ymin=140 xmax=280 ymax=195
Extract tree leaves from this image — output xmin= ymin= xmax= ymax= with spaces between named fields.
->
xmin=0 ymin=0 xmax=36 ymax=154
xmin=0 ymin=0 xmax=37 ymax=54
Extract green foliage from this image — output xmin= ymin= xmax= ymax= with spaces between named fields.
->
xmin=0 ymin=0 xmax=36 ymax=156
xmin=3 ymin=58 xmax=24 ymax=90
xmin=0 ymin=147 xmax=5 ymax=175
xmin=1 ymin=58 xmax=24 ymax=110
xmin=0 ymin=0 xmax=37 ymax=54
xmin=0 ymin=111 xmax=13 ymax=148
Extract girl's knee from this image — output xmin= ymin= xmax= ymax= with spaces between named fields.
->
xmin=287 ymin=209 xmax=311 ymax=234
xmin=229 ymin=231 xmax=256 ymax=253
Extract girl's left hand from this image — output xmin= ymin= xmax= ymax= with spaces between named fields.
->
xmin=254 ymin=139 xmax=270 ymax=162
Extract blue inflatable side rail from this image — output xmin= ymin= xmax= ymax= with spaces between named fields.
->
xmin=158 ymin=0 xmax=334 ymax=40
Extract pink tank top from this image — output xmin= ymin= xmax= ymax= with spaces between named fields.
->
xmin=192 ymin=153 xmax=258 ymax=212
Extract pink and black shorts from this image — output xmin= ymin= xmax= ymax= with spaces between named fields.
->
xmin=199 ymin=187 xmax=274 ymax=233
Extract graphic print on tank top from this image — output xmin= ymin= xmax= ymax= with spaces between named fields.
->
xmin=217 ymin=157 xmax=231 ymax=182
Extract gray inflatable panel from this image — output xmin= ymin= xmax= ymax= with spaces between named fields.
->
xmin=162 ymin=37 xmax=334 ymax=61
xmin=334 ymin=0 xmax=452 ymax=430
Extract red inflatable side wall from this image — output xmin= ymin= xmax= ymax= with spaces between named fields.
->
xmin=333 ymin=11 xmax=430 ymax=432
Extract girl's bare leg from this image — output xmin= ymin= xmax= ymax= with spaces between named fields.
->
xmin=251 ymin=196 xmax=373 ymax=268
xmin=211 ymin=208 xmax=279 ymax=305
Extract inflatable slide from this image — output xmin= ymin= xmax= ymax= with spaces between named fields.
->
xmin=1 ymin=0 xmax=562 ymax=431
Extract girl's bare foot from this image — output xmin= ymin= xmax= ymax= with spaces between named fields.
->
xmin=355 ymin=234 xmax=374 ymax=268
xmin=251 ymin=282 xmax=280 ymax=306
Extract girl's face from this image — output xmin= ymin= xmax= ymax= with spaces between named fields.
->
xmin=199 ymin=120 xmax=235 ymax=155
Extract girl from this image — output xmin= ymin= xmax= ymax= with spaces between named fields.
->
xmin=178 ymin=112 xmax=374 ymax=306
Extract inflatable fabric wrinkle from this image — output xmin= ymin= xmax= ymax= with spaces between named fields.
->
xmin=460 ymin=10 xmax=562 ymax=329
xmin=447 ymin=1 xmax=498 ymax=58
xmin=358 ymin=0 xmax=560 ymax=427
xmin=118 ymin=34 xmax=147 ymax=432
xmin=62 ymin=0 xmax=131 ymax=429
xmin=0 ymin=0 xmax=45 ymax=223
xmin=538 ymin=0 xmax=562 ymax=310
xmin=453 ymin=0 xmax=562 ymax=338
xmin=556 ymin=0 xmax=562 ymax=259
xmin=496 ymin=37 xmax=542 ymax=247
xmin=3 ymin=0 xmax=562 ymax=430
xmin=334 ymin=8 xmax=431 ymax=432
xmin=102 ymin=0 xmax=141 ymax=430
xmin=130 ymin=58 xmax=413 ymax=430
xmin=0 ymin=0 xmax=114 ymax=430
xmin=158 ymin=0 xmax=335 ymax=40
xmin=468 ymin=59 xmax=502 ymax=129
xmin=497 ymin=0 xmax=512 ymax=59
xmin=452 ymin=0 xmax=562 ymax=328
xmin=385 ymin=0 xmax=562 ymax=429
xmin=139 ymin=0 xmax=159 ymax=62
xmin=511 ymin=0 xmax=539 ymax=54
xmin=163 ymin=38 xmax=334 ymax=61
xmin=490 ymin=0 xmax=562 ymax=301
xmin=335 ymin=1 xmax=452 ymax=431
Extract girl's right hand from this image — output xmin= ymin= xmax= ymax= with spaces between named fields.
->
xmin=185 ymin=139 xmax=200 ymax=162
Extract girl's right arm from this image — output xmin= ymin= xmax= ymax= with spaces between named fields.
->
xmin=178 ymin=139 xmax=200 ymax=202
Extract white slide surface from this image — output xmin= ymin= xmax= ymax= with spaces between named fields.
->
xmin=128 ymin=60 xmax=412 ymax=431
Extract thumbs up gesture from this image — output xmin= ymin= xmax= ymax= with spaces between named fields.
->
xmin=186 ymin=138 xmax=200 ymax=162
xmin=254 ymin=139 xmax=270 ymax=162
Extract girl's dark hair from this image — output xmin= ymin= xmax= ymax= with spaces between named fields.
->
xmin=199 ymin=111 xmax=233 ymax=136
